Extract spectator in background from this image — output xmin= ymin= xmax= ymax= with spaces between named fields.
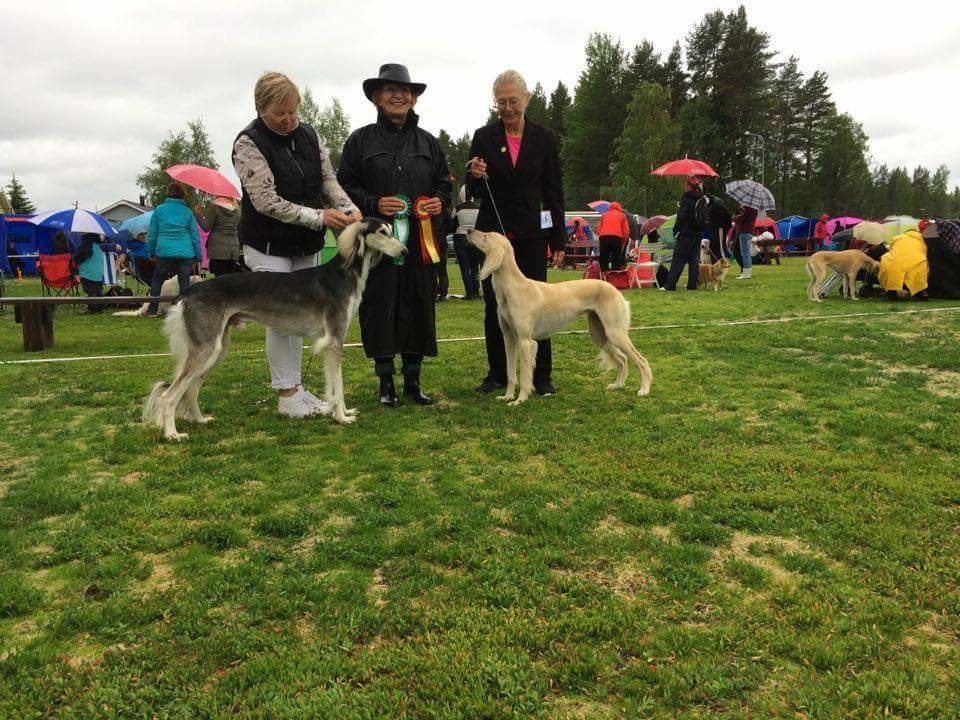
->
xmin=453 ymin=186 xmax=481 ymax=300
xmin=731 ymin=203 xmax=759 ymax=279
xmin=75 ymin=233 xmax=122 ymax=313
xmin=146 ymin=182 xmax=202 ymax=317
xmin=706 ymin=194 xmax=732 ymax=262
xmin=662 ymin=175 xmax=705 ymax=291
xmin=813 ymin=213 xmax=831 ymax=252
xmin=595 ymin=201 xmax=630 ymax=272
xmin=196 ymin=195 xmax=243 ymax=276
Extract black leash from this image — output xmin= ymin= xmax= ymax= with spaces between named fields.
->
xmin=481 ymin=173 xmax=507 ymax=237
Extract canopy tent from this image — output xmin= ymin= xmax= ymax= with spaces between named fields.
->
xmin=883 ymin=215 xmax=919 ymax=239
xmin=118 ymin=211 xmax=153 ymax=237
xmin=753 ymin=216 xmax=781 ymax=240
xmin=1 ymin=214 xmax=79 ymax=274
xmin=776 ymin=215 xmax=813 ymax=239
xmin=828 ymin=216 xmax=863 ymax=234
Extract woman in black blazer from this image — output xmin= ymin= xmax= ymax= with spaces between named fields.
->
xmin=467 ymin=69 xmax=566 ymax=396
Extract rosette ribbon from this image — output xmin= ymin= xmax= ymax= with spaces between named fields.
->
xmin=391 ymin=195 xmax=410 ymax=265
xmin=414 ymin=196 xmax=442 ymax=264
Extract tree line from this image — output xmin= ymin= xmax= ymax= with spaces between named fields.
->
xmin=8 ymin=8 xmax=956 ymax=223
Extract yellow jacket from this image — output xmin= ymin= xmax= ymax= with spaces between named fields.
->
xmin=879 ymin=230 xmax=928 ymax=295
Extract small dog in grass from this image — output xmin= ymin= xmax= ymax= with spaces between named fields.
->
xmin=806 ymin=249 xmax=881 ymax=301
xmin=697 ymin=257 xmax=731 ymax=291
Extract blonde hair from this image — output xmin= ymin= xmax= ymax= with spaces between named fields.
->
xmin=492 ymin=69 xmax=530 ymax=99
xmin=254 ymin=71 xmax=301 ymax=114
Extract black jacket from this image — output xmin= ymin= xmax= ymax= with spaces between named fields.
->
xmin=707 ymin=194 xmax=732 ymax=232
xmin=235 ymin=117 xmax=326 ymax=256
xmin=675 ymin=188 xmax=704 ymax=240
xmin=466 ymin=118 xmax=565 ymax=253
xmin=338 ymin=109 xmax=451 ymax=225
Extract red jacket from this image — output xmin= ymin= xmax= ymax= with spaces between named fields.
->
xmin=596 ymin=202 xmax=630 ymax=240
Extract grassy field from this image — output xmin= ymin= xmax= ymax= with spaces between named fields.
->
xmin=1 ymin=259 xmax=959 ymax=719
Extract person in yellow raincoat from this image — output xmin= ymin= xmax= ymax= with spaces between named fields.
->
xmin=879 ymin=227 xmax=929 ymax=297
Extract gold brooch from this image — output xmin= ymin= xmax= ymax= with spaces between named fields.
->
xmin=500 ymin=146 xmax=506 ymax=153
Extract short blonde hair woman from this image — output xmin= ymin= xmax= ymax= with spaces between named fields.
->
xmin=231 ymin=71 xmax=360 ymax=419
xmin=466 ymin=69 xmax=566 ymax=396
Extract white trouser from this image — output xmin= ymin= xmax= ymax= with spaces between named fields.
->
xmin=242 ymin=244 xmax=317 ymax=390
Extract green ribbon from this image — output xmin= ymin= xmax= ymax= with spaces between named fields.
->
xmin=392 ymin=195 xmax=410 ymax=265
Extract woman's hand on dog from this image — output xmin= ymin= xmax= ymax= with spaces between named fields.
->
xmin=323 ymin=208 xmax=355 ymax=230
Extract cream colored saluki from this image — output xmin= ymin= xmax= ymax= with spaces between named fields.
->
xmin=468 ymin=230 xmax=653 ymax=405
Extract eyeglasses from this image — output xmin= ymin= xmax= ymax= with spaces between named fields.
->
xmin=494 ymin=97 xmax=523 ymax=109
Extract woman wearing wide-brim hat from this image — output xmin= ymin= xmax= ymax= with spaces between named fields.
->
xmin=338 ymin=63 xmax=452 ymax=407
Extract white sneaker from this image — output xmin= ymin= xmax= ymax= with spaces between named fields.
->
xmin=300 ymin=388 xmax=331 ymax=415
xmin=278 ymin=388 xmax=322 ymax=418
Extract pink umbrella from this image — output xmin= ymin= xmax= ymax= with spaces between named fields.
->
xmin=828 ymin=216 xmax=862 ymax=234
xmin=166 ymin=164 xmax=241 ymax=199
xmin=651 ymin=157 xmax=718 ymax=178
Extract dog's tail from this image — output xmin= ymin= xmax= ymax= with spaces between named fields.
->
xmin=142 ymin=381 xmax=169 ymax=427
xmin=163 ymin=302 xmax=190 ymax=375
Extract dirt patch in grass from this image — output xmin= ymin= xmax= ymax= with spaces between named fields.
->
xmin=714 ymin=532 xmax=810 ymax=586
xmin=490 ymin=507 xmax=512 ymax=524
xmin=131 ymin=553 xmax=176 ymax=597
xmin=121 ymin=471 xmax=145 ymax=485
xmin=367 ymin=566 xmax=388 ymax=607
xmin=672 ymin=494 xmax=694 ymax=509
xmin=926 ymin=370 xmax=960 ymax=399
xmin=552 ymin=561 xmax=654 ymax=598
xmin=544 ymin=695 xmax=619 ymax=719
xmin=651 ymin=525 xmax=672 ymax=541
xmin=594 ymin=516 xmax=633 ymax=536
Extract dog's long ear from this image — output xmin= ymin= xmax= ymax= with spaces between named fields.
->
xmin=478 ymin=242 xmax=506 ymax=281
xmin=337 ymin=220 xmax=363 ymax=264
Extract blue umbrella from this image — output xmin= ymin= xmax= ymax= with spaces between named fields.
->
xmin=30 ymin=207 xmax=117 ymax=236
xmin=118 ymin=211 xmax=153 ymax=236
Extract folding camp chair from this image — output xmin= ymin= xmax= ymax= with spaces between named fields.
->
xmin=627 ymin=242 xmax=664 ymax=289
xmin=125 ymin=256 xmax=156 ymax=293
xmin=818 ymin=271 xmax=845 ymax=298
xmin=37 ymin=253 xmax=81 ymax=298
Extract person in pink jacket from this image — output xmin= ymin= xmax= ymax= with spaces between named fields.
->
xmin=596 ymin=201 xmax=630 ymax=272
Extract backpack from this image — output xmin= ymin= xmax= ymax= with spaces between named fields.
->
xmin=693 ymin=195 xmax=711 ymax=231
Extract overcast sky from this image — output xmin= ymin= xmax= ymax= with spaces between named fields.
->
xmin=3 ymin=1 xmax=959 ymax=213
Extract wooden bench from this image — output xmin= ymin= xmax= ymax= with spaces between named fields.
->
xmin=563 ymin=240 xmax=598 ymax=269
xmin=0 ymin=296 xmax=176 ymax=352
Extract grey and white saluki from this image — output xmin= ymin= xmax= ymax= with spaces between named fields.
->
xmin=143 ymin=218 xmax=406 ymax=440
xmin=468 ymin=229 xmax=653 ymax=405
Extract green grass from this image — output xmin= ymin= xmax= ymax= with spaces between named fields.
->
xmin=1 ymin=259 xmax=959 ymax=718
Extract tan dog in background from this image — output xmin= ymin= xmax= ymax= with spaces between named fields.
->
xmin=806 ymin=250 xmax=880 ymax=301
xmin=697 ymin=257 xmax=731 ymax=291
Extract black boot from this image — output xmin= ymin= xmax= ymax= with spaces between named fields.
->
xmin=379 ymin=375 xmax=399 ymax=407
xmin=403 ymin=372 xmax=434 ymax=405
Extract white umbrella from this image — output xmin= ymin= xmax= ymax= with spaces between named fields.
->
xmin=30 ymin=207 xmax=117 ymax=236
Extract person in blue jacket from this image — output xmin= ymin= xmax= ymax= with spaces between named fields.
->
xmin=146 ymin=182 xmax=201 ymax=316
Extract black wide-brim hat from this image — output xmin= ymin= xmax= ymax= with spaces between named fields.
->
xmin=363 ymin=63 xmax=427 ymax=101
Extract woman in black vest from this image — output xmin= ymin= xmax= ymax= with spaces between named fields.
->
xmin=337 ymin=64 xmax=452 ymax=407
xmin=467 ymin=69 xmax=566 ymax=396
xmin=232 ymin=71 xmax=359 ymax=419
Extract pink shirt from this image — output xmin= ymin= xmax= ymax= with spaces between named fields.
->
xmin=506 ymin=135 xmax=522 ymax=166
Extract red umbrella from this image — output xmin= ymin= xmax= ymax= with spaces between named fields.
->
xmin=166 ymin=164 xmax=241 ymax=199
xmin=650 ymin=158 xmax=718 ymax=178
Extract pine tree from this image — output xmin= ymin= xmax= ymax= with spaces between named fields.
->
xmin=526 ymin=82 xmax=549 ymax=126
xmin=607 ymin=82 xmax=680 ymax=217
xmin=6 ymin=174 xmax=37 ymax=214
xmin=662 ymin=41 xmax=688 ymax=116
xmin=814 ymin=113 xmax=870 ymax=215
xmin=439 ymin=131 xmax=472 ymax=186
xmin=685 ymin=11 xmax=725 ymax=98
xmin=770 ymin=57 xmax=805 ymax=212
xmin=563 ymin=33 xmax=631 ymax=207
xmin=912 ymin=166 xmax=932 ymax=218
xmin=546 ymin=81 xmax=572 ymax=143
xmin=137 ymin=119 xmax=219 ymax=207
xmin=930 ymin=165 xmax=951 ymax=216
xmin=624 ymin=40 xmax=664 ymax=96
xmin=887 ymin=168 xmax=914 ymax=216
xmin=796 ymin=71 xmax=834 ymax=182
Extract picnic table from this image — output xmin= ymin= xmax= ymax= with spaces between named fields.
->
xmin=0 ymin=295 xmax=176 ymax=352
xmin=563 ymin=240 xmax=598 ymax=268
